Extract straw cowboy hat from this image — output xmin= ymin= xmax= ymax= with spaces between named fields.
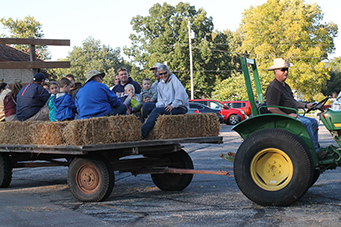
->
xmin=85 ymin=70 xmax=105 ymax=83
xmin=267 ymin=58 xmax=293 ymax=71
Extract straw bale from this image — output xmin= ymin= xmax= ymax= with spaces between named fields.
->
xmin=63 ymin=115 xmax=142 ymax=146
xmin=146 ymin=113 xmax=220 ymax=140
xmin=0 ymin=113 xmax=219 ymax=146
xmin=0 ymin=121 xmax=35 ymax=144
xmin=30 ymin=121 xmax=68 ymax=145
xmin=107 ymin=115 xmax=142 ymax=142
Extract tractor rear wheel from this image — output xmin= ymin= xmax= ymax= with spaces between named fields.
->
xmin=234 ymin=129 xmax=314 ymax=206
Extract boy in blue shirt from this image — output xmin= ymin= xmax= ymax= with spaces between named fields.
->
xmin=54 ymin=78 xmax=77 ymax=121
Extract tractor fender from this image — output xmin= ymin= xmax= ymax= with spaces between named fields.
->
xmin=232 ymin=114 xmax=316 ymax=157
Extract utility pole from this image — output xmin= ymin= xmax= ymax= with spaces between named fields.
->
xmin=188 ymin=21 xmax=194 ymax=99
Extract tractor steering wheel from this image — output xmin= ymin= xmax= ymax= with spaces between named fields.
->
xmin=306 ymin=96 xmax=330 ymax=113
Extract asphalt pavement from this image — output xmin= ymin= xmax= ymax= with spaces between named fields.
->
xmin=1 ymin=123 xmax=341 ymax=226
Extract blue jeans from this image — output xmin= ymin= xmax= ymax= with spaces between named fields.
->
xmin=141 ymin=106 xmax=187 ymax=138
xmin=106 ymin=104 xmax=127 ymax=116
xmin=141 ymin=102 xmax=156 ymax=122
xmin=298 ymin=115 xmax=319 ymax=152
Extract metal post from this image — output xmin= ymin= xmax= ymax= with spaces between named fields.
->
xmin=188 ymin=21 xmax=194 ymax=99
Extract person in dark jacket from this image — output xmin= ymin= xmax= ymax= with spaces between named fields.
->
xmin=66 ymin=74 xmax=82 ymax=100
xmin=112 ymin=67 xmax=142 ymax=100
xmin=16 ymin=73 xmax=50 ymax=121
xmin=76 ymin=70 xmax=127 ymax=119
xmin=54 ymin=78 xmax=77 ymax=121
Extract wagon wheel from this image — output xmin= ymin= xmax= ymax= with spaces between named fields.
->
xmin=0 ymin=153 xmax=12 ymax=188
xmin=67 ymin=157 xmax=114 ymax=202
xmin=234 ymin=129 xmax=314 ymax=206
xmin=151 ymin=149 xmax=193 ymax=191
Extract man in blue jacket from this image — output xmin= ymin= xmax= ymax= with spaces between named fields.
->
xmin=16 ymin=73 xmax=50 ymax=121
xmin=76 ymin=70 xmax=127 ymax=119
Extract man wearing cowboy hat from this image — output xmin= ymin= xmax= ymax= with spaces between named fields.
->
xmin=265 ymin=58 xmax=327 ymax=160
xmin=76 ymin=70 xmax=127 ymax=119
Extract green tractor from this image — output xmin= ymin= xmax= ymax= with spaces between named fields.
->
xmin=232 ymin=56 xmax=341 ymax=206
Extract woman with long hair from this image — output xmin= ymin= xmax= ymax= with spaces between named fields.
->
xmin=4 ymin=82 xmax=23 ymax=121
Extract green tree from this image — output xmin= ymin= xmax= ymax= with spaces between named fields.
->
xmin=322 ymin=57 xmax=341 ymax=97
xmin=213 ymin=72 xmax=248 ymax=101
xmin=0 ymin=16 xmax=51 ymax=60
xmin=234 ymin=0 xmax=338 ymax=101
xmin=212 ymin=29 xmax=251 ymax=101
xmin=125 ymin=2 xmax=235 ymax=97
xmin=51 ymin=37 xmax=133 ymax=88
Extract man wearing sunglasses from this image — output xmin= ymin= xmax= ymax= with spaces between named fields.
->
xmin=265 ymin=58 xmax=326 ymax=160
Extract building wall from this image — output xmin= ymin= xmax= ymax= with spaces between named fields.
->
xmin=0 ymin=69 xmax=33 ymax=84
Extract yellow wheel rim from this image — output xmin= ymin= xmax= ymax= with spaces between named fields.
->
xmin=250 ymin=148 xmax=293 ymax=191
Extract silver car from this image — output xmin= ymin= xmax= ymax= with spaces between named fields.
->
xmin=332 ymin=92 xmax=341 ymax=110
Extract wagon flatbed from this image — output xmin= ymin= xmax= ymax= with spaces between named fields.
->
xmin=0 ymin=136 xmax=225 ymax=202
xmin=0 ymin=136 xmax=222 ymax=155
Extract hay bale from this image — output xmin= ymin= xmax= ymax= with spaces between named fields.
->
xmin=107 ymin=115 xmax=142 ymax=142
xmin=146 ymin=113 xmax=220 ymax=140
xmin=0 ymin=121 xmax=68 ymax=145
xmin=30 ymin=121 xmax=68 ymax=145
xmin=63 ymin=115 xmax=142 ymax=146
xmin=0 ymin=113 xmax=219 ymax=146
xmin=0 ymin=121 xmax=36 ymax=144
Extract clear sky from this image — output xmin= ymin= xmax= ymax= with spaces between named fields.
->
xmin=1 ymin=0 xmax=340 ymax=61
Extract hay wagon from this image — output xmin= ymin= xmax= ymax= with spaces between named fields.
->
xmin=0 ymin=115 xmax=225 ymax=202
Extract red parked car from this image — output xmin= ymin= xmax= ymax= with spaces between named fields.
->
xmin=222 ymin=101 xmax=252 ymax=116
xmin=189 ymin=99 xmax=247 ymax=125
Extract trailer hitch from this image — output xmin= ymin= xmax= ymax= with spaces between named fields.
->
xmin=220 ymin=152 xmax=235 ymax=163
xmin=131 ymin=167 xmax=233 ymax=177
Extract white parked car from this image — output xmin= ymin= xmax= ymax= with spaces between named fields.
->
xmin=332 ymin=92 xmax=341 ymax=110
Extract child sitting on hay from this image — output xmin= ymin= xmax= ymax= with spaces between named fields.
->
xmin=54 ymin=78 xmax=77 ymax=121
xmin=122 ymin=84 xmax=138 ymax=114
xmin=47 ymin=81 xmax=60 ymax=122
xmin=132 ymin=78 xmax=157 ymax=113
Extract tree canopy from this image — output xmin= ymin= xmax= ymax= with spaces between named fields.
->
xmin=125 ymin=2 xmax=236 ymax=97
xmin=322 ymin=57 xmax=341 ymax=97
xmin=224 ymin=0 xmax=338 ymax=101
xmin=0 ymin=16 xmax=51 ymax=60
xmin=51 ymin=37 xmax=132 ymax=87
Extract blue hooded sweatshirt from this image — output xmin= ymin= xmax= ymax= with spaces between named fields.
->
xmin=54 ymin=93 xmax=77 ymax=121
